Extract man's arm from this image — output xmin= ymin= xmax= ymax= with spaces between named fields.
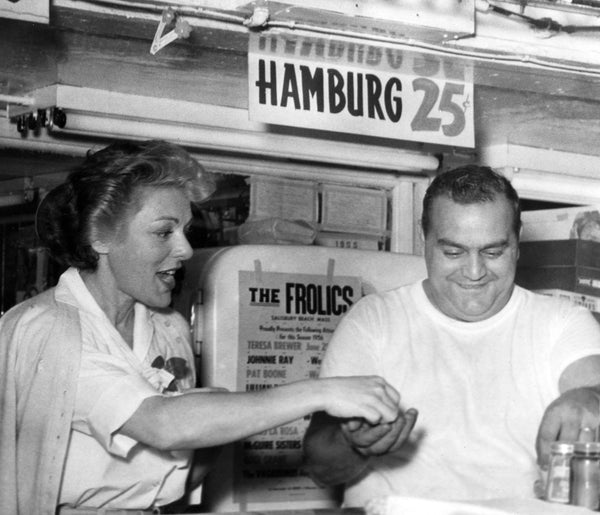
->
xmin=303 ymin=409 xmax=418 ymax=486
xmin=536 ymin=355 xmax=600 ymax=467
xmin=303 ymin=412 xmax=370 ymax=486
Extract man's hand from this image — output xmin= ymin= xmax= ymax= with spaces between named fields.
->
xmin=341 ymin=408 xmax=418 ymax=457
xmin=536 ymin=387 xmax=600 ymax=468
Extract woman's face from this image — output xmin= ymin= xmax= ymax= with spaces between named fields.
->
xmin=100 ymin=186 xmax=194 ymax=309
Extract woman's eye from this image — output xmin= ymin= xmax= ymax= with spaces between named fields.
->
xmin=156 ymin=230 xmax=173 ymax=239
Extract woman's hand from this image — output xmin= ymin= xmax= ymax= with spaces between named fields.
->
xmin=318 ymin=375 xmax=402 ymax=424
xmin=341 ymin=409 xmax=418 ymax=456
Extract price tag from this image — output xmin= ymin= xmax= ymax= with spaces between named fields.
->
xmin=249 ymin=34 xmax=474 ymax=148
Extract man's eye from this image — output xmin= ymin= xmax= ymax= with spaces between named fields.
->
xmin=443 ymin=250 xmax=462 ymax=258
xmin=483 ymin=249 xmax=503 ymax=258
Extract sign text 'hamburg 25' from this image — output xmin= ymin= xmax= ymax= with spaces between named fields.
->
xmin=248 ymin=35 xmax=474 ymax=148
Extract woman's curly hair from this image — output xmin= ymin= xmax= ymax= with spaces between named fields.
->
xmin=36 ymin=140 xmax=216 ymax=269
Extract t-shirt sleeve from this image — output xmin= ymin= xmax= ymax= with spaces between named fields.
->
xmin=549 ymin=302 xmax=600 ymax=385
xmin=319 ymin=295 xmax=382 ymax=379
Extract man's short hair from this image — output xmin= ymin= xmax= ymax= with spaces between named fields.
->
xmin=421 ymin=165 xmax=522 ymax=238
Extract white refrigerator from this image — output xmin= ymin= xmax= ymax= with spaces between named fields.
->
xmin=174 ymin=244 xmax=427 ymax=512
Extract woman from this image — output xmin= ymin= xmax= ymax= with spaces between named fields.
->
xmin=0 ymin=140 xmax=401 ymax=515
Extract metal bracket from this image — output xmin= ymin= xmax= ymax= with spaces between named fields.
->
xmin=243 ymin=4 xmax=270 ymax=28
xmin=150 ymin=8 xmax=192 ymax=55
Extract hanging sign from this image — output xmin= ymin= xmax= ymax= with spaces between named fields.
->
xmin=248 ymin=34 xmax=474 ymax=148
xmin=234 ymin=269 xmax=361 ymax=504
xmin=0 ymin=0 xmax=49 ymax=23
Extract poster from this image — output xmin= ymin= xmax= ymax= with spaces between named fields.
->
xmin=234 ymin=269 xmax=361 ymax=503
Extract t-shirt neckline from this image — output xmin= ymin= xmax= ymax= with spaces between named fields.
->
xmin=414 ymin=279 xmax=521 ymax=331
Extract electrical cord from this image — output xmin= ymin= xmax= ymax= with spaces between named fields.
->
xmin=55 ymin=0 xmax=600 ymax=77
xmin=482 ymin=0 xmax=600 ymax=34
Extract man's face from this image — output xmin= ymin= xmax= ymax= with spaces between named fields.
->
xmin=423 ymin=195 xmax=520 ymax=322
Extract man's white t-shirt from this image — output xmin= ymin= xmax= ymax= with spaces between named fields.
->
xmin=319 ymin=282 xmax=600 ymax=507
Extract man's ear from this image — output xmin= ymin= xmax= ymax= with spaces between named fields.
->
xmin=418 ymin=221 xmax=425 ymax=243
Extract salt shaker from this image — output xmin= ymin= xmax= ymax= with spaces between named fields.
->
xmin=545 ymin=441 xmax=574 ymax=504
xmin=571 ymin=441 xmax=600 ymax=510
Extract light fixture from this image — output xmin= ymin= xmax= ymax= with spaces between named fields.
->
xmin=14 ymin=108 xmax=67 ymax=135
xmin=54 ymin=111 xmax=438 ymax=173
xmin=481 ymin=143 xmax=600 ymax=204
xmin=510 ymin=169 xmax=600 ymax=205
xmin=5 ymin=84 xmax=440 ymax=174
xmin=0 ymin=192 xmax=24 ymax=208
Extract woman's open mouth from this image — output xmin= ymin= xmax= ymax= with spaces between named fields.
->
xmin=156 ymin=268 xmax=177 ymax=289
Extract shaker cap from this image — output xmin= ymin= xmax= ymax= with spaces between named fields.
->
xmin=574 ymin=441 xmax=600 ymax=456
xmin=551 ymin=441 xmax=575 ymax=453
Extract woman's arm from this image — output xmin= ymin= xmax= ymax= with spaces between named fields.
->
xmin=120 ymin=375 xmax=400 ymax=450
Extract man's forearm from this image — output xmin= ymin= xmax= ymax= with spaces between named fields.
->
xmin=303 ymin=413 xmax=369 ymax=486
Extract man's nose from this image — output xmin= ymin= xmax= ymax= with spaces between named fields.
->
xmin=463 ymin=254 xmax=486 ymax=280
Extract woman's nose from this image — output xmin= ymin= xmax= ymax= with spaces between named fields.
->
xmin=173 ymin=232 xmax=194 ymax=261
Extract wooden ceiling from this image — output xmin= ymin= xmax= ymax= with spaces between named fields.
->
xmin=2 ymin=1 xmax=600 ymax=190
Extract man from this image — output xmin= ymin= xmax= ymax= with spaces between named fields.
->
xmin=303 ymin=165 xmax=600 ymax=506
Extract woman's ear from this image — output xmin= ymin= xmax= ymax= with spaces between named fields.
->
xmin=91 ymin=239 xmax=110 ymax=255
xmin=90 ymin=225 xmax=114 ymax=255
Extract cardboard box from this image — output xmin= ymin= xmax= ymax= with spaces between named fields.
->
xmin=516 ymin=240 xmax=600 ymax=323
xmin=534 ymin=289 xmax=600 ymax=323
xmin=518 ymin=239 xmax=600 ymax=268
xmin=521 ymin=206 xmax=600 ymax=242
xmin=535 ymin=288 xmax=600 ymax=311
xmin=515 ymin=266 xmax=600 ymax=297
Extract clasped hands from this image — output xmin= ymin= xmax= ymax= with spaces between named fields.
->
xmin=341 ymin=407 xmax=419 ymax=457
